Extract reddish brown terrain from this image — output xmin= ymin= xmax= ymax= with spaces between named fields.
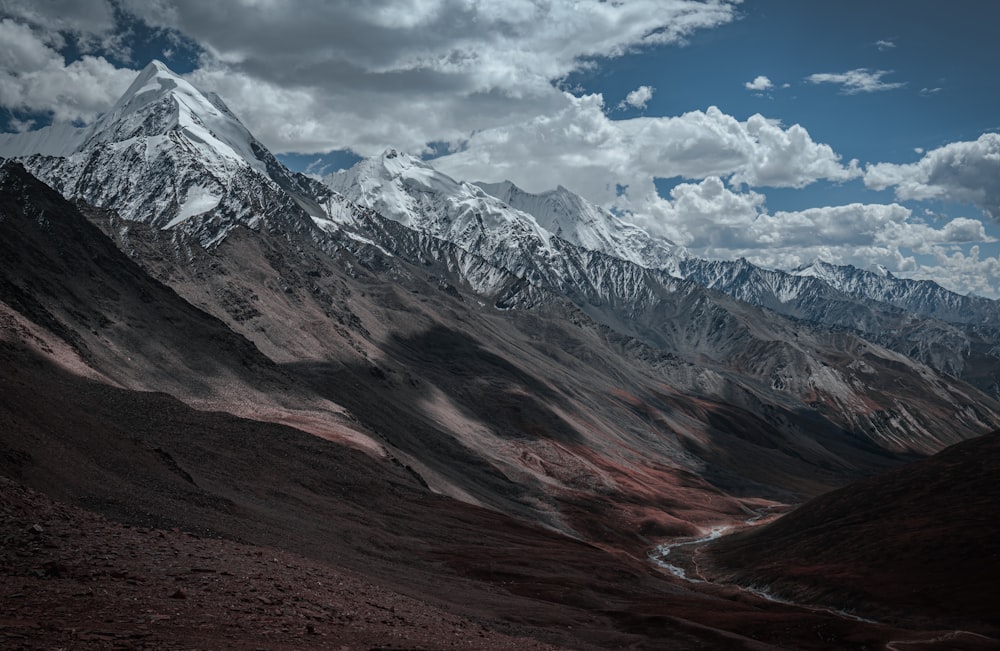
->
xmin=0 ymin=477 xmax=564 ymax=651
xmin=1 ymin=339 xmax=918 ymax=650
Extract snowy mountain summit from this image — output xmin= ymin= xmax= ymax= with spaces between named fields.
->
xmin=476 ymin=180 xmax=682 ymax=274
xmin=325 ymin=150 xmax=686 ymax=278
xmin=77 ymin=60 xmax=268 ymax=174
xmin=324 ymin=149 xmax=565 ymax=279
xmin=4 ymin=60 xmax=313 ymax=245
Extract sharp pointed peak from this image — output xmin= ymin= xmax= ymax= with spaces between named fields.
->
xmin=869 ymin=263 xmax=894 ymax=278
xmin=143 ymin=59 xmax=174 ymax=74
xmin=100 ymin=60 xmax=198 ymax=124
xmin=73 ymin=57 xmax=271 ymax=175
xmin=129 ymin=59 xmax=186 ymax=89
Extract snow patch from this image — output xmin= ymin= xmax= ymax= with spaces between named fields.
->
xmin=166 ymin=185 xmax=222 ymax=228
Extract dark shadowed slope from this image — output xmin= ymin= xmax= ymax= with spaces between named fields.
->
xmin=0 ymin=159 xmax=378 ymax=453
xmin=704 ymin=431 xmax=1000 ymax=635
xmin=0 ymin=143 xmax=936 ymax=651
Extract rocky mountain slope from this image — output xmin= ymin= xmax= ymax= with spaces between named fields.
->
xmin=323 ymin=148 xmax=999 ymax=453
xmin=2 ymin=59 xmax=997 ymax=488
xmin=1 ymin=157 xmax=914 ymax=651
xmin=480 ymin=180 xmax=1000 ymax=396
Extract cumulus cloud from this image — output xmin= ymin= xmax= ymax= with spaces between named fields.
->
xmin=0 ymin=19 xmax=136 ymax=124
xmin=919 ymin=245 xmax=1000 ymax=298
xmin=865 ymin=133 xmax=1000 ymax=220
xmin=806 ymin=68 xmax=905 ymax=94
xmin=0 ymin=0 xmax=133 ymax=59
xmin=622 ymin=183 xmax=998 ymax=295
xmin=875 ymin=39 xmax=896 ymax=51
xmin=621 ymin=85 xmax=654 ymax=110
xmin=434 ymin=95 xmax=859 ymax=207
xmin=107 ymin=0 xmax=742 ymax=154
xmin=638 ymin=192 xmax=983 ymax=253
xmin=744 ymin=75 xmax=772 ymax=92
xmin=1 ymin=0 xmax=116 ymax=39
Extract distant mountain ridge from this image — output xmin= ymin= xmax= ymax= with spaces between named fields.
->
xmin=2 ymin=59 xmax=998 ymax=457
xmin=790 ymin=258 xmax=1000 ymax=325
xmin=475 ymin=180 xmax=683 ymax=274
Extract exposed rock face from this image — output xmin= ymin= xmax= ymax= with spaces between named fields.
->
xmin=471 ymin=179 xmax=1000 ymax=395
xmin=3 ymin=60 xmax=998 ymax=483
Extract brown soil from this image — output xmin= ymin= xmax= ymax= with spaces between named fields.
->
xmin=0 ymin=477 xmax=564 ymax=651
xmin=704 ymin=432 xmax=1000 ymax=637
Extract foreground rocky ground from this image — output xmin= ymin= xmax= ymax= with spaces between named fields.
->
xmin=0 ymin=477 xmax=564 ymax=651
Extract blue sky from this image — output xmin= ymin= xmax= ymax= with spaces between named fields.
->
xmin=2 ymin=1 xmax=1000 ymax=296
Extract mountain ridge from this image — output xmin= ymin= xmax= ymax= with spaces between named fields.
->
xmin=4 ymin=62 xmax=997 ymax=455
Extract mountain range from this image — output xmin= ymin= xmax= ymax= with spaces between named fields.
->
xmin=2 ymin=60 xmax=999 ymax=649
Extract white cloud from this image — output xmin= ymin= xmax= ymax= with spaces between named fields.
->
xmin=110 ymin=0 xmax=742 ymax=154
xmin=806 ymin=68 xmax=905 ymax=94
xmin=744 ymin=75 xmax=772 ymax=92
xmin=917 ymin=245 xmax=1000 ymax=298
xmin=875 ymin=39 xmax=896 ymax=51
xmin=621 ymin=85 xmax=654 ymax=110
xmin=434 ymin=96 xmax=859 ymax=208
xmin=0 ymin=0 xmax=133 ymax=59
xmin=864 ymin=133 xmax=1000 ymax=220
xmin=920 ymin=87 xmax=942 ymax=96
xmin=627 ymin=177 xmax=766 ymax=247
xmin=0 ymin=0 xmax=116 ymax=39
xmin=0 ymin=19 xmax=136 ymax=124
xmin=626 ymin=184 xmax=999 ymax=296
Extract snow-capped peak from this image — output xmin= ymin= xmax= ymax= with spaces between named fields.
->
xmin=8 ymin=60 xmax=311 ymax=240
xmin=792 ymin=259 xmax=893 ymax=283
xmin=869 ymin=263 xmax=893 ymax=278
xmin=475 ymin=179 xmax=682 ymax=274
xmin=77 ymin=60 xmax=267 ymax=174
xmin=324 ymin=150 xmax=564 ymax=270
xmin=790 ymin=259 xmax=837 ymax=280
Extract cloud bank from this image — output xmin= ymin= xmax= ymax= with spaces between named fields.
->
xmin=0 ymin=18 xmax=136 ymax=125
xmin=434 ymin=97 xmax=860 ymax=205
xmin=114 ymin=0 xmax=743 ymax=156
xmin=865 ymin=133 xmax=1000 ymax=220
